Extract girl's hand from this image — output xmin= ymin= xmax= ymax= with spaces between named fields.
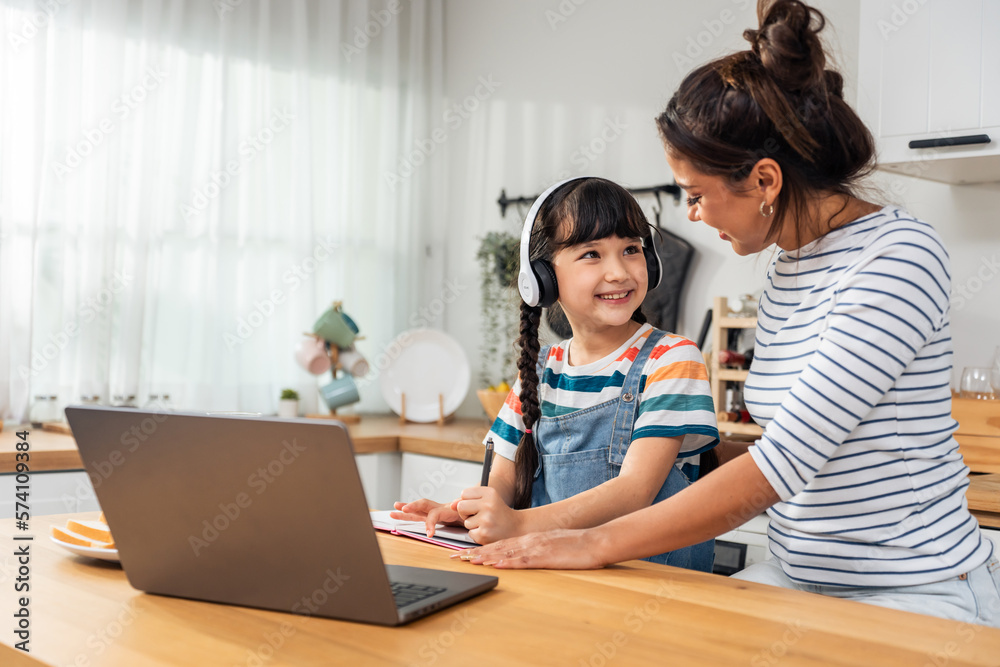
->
xmin=390 ymin=499 xmax=463 ymax=537
xmin=453 ymin=529 xmax=608 ymax=570
xmin=451 ymin=486 xmax=523 ymax=544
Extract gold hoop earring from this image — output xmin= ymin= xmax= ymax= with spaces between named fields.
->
xmin=760 ymin=201 xmax=774 ymax=218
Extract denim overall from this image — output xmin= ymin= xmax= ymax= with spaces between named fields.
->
xmin=530 ymin=329 xmax=715 ymax=571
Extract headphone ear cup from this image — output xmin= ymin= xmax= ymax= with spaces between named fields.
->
xmin=644 ymin=237 xmax=662 ymax=291
xmin=531 ymin=259 xmax=559 ymax=309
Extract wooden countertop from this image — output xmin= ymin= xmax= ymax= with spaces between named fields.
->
xmin=3 ymin=513 xmax=1000 ymax=666
xmin=968 ymin=474 xmax=1000 ymax=529
xmin=954 ymin=396 xmax=1000 ymax=474
xmin=0 ymin=415 xmax=492 ymax=473
xmin=4 ymin=418 xmax=998 ymax=531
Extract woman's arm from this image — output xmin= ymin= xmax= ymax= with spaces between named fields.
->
xmin=459 ymin=452 xmax=778 ymax=569
xmin=455 ymin=436 xmax=679 ymax=544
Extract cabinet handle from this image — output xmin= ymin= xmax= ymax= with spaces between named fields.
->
xmin=907 ymin=134 xmax=991 ymax=149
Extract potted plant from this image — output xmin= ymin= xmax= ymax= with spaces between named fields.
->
xmin=475 ymin=231 xmax=519 ymax=422
xmin=278 ymin=388 xmax=299 ymax=418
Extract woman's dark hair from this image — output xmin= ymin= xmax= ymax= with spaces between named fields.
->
xmin=656 ymin=0 xmax=875 ymax=248
xmin=511 ymin=177 xmax=650 ymax=509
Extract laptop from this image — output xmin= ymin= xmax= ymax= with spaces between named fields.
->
xmin=65 ymin=406 xmax=498 ymax=626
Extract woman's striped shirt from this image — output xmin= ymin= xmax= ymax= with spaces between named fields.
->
xmin=487 ymin=324 xmax=719 ymax=468
xmin=745 ymin=205 xmax=992 ymax=587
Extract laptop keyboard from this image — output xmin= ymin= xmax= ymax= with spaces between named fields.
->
xmin=391 ymin=581 xmax=447 ymax=608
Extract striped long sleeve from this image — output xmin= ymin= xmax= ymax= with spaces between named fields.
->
xmin=745 ymin=207 xmax=992 ymax=586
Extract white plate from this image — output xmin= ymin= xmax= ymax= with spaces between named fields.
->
xmin=379 ymin=329 xmax=470 ymax=422
xmin=50 ymin=536 xmax=120 ymax=563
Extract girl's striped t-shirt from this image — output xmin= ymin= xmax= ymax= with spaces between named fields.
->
xmin=745 ymin=205 xmax=992 ymax=587
xmin=487 ymin=324 xmax=719 ymax=467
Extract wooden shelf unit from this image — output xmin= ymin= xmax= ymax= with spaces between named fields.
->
xmin=709 ymin=296 xmax=763 ymax=438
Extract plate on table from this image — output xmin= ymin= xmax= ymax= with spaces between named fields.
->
xmin=379 ymin=329 xmax=470 ymax=422
xmin=50 ymin=536 xmax=120 ymax=563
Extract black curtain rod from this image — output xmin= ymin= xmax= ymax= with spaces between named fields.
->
xmin=497 ymin=183 xmax=682 ymax=218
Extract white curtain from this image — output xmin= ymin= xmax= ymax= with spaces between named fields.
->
xmin=0 ymin=0 xmax=444 ymax=421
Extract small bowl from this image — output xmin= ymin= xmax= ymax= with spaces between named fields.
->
xmin=476 ymin=389 xmax=509 ymax=424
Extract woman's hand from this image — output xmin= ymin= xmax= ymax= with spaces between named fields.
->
xmin=452 ymin=486 xmax=524 ymax=544
xmin=390 ymin=499 xmax=462 ymax=537
xmin=452 ymin=528 xmax=608 ymax=570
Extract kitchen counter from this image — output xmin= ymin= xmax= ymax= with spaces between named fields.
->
xmin=3 ymin=512 xmax=1000 ymax=666
xmin=0 ymin=415 xmax=492 ymax=473
xmin=3 ymin=417 xmax=998 ymax=529
xmin=968 ymin=474 xmax=1000 ymax=529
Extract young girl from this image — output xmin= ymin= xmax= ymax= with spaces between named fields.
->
xmin=392 ymin=177 xmax=719 ymax=571
xmin=457 ymin=0 xmax=1000 ymax=627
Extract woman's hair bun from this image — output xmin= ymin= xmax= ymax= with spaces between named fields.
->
xmin=743 ymin=0 xmax=827 ymax=95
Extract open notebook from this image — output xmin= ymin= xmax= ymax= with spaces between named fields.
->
xmin=371 ymin=511 xmax=478 ymax=550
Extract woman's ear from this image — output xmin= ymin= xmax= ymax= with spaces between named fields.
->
xmin=751 ymin=158 xmax=782 ymax=203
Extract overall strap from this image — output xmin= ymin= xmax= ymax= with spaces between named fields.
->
xmin=533 ymin=345 xmax=551 ymax=405
xmin=609 ymin=329 xmax=666 ymax=464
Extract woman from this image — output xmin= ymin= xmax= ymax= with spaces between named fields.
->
xmin=458 ymin=0 xmax=1000 ymax=626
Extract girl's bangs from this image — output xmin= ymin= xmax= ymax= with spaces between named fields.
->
xmin=551 ymin=179 xmax=650 ymax=249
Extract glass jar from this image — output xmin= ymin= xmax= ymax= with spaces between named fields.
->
xmin=112 ymin=394 xmax=138 ymax=408
xmin=29 ymin=395 xmax=60 ymax=425
xmin=145 ymin=393 xmax=173 ymax=411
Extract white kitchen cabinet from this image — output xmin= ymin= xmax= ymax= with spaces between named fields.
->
xmin=353 ymin=452 xmax=401 ymax=511
xmin=0 ymin=471 xmax=101 ymax=519
xmin=0 ymin=454 xmax=403 ymax=519
xmin=858 ymin=0 xmax=1000 ymax=183
xmin=717 ymin=513 xmax=772 ymax=574
xmin=398 ymin=452 xmax=482 ymax=505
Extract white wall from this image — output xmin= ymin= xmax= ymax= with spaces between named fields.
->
xmin=435 ymin=0 xmax=1000 ymax=417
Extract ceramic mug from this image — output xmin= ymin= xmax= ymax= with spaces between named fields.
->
xmin=295 ymin=336 xmax=332 ymax=375
xmin=313 ymin=307 xmax=358 ymax=349
xmin=338 ymin=347 xmax=370 ymax=378
xmin=320 ymin=374 xmax=360 ymax=410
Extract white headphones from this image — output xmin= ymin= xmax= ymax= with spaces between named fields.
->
xmin=516 ymin=177 xmax=662 ymax=308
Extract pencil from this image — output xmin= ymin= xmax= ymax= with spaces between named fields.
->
xmin=480 ymin=438 xmax=494 ymax=486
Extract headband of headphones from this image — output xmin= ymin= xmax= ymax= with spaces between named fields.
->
xmin=516 ymin=177 xmax=662 ymax=308
xmin=516 ymin=177 xmax=585 ymax=307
